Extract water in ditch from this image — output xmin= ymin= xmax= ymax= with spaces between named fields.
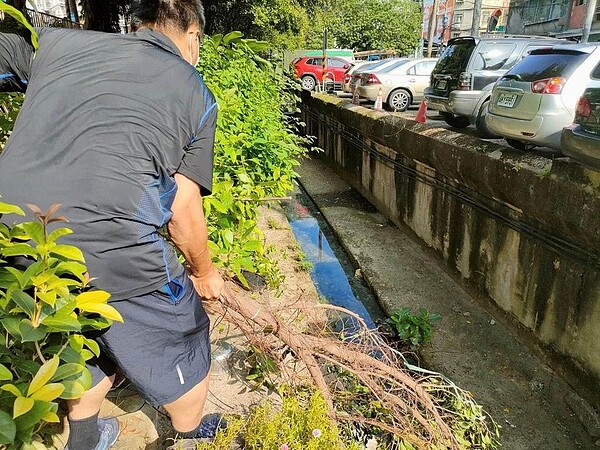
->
xmin=282 ymin=186 xmax=386 ymax=331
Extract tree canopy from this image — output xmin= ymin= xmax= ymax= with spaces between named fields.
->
xmin=77 ymin=0 xmax=420 ymax=53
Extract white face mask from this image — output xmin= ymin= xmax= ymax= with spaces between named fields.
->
xmin=188 ymin=35 xmax=200 ymax=67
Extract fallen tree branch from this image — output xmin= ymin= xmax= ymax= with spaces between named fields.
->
xmin=207 ymin=284 xmax=471 ymax=449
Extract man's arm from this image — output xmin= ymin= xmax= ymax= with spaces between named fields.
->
xmin=0 ymin=33 xmax=34 ymax=92
xmin=168 ymin=172 xmax=226 ymax=300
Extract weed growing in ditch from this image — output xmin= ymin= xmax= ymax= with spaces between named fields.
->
xmin=387 ymin=307 xmax=441 ymax=349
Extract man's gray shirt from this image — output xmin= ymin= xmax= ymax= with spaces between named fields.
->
xmin=0 ymin=28 xmax=217 ymax=301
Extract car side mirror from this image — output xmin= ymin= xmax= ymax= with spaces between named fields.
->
xmin=344 ymin=64 xmax=350 ymax=69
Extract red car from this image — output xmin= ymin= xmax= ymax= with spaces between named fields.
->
xmin=291 ymin=56 xmax=352 ymax=91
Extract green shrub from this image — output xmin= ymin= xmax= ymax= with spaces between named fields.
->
xmin=0 ymin=202 xmax=122 ymax=448
xmin=192 ymin=390 xmax=362 ymax=450
xmin=198 ymin=32 xmax=309 ymax=288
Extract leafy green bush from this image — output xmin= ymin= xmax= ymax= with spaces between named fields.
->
xmin=387 ymin=307 xmax=441 ymax=349
xmin=0 ymin=202 xmax=122 ymax=448
xmin=192 ymin=390 xmax=361 ymax=450
xmin=198 ymin=32 xmax=308 ymax=287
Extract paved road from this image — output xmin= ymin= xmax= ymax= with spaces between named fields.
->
xmin=333 ymin=91 xmax=567 ymax=161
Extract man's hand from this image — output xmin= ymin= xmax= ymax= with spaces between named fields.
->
xmin=189 ymin=266 xmax=228 ymax=301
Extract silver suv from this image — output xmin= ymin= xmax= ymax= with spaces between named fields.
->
xmin=424 ymin=36 xmax=566 ymax=137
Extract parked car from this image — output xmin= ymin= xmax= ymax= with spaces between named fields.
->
xmin=358 ymin=58 xmax=437 ymax=111
xmin=562 ymin=84 xmax=600 ymax=169
xmin=424 ymin=35 xmax=565 ymax=136
xmin=487 ymin=44 xmax=600 ymax=150
xmin=347 ymin=58 xmax=407 ymax=95
xmin=291 ymin=56 xmax=351 ymax=91
xmin=342 ymin=61 xmax=375 ymax=93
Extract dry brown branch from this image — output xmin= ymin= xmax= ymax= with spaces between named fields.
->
xmin=207 ymin=284 xmax=461 ymax=449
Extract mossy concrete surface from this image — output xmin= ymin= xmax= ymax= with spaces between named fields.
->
xmin=297 ymin=155 xmax=598 ymax=449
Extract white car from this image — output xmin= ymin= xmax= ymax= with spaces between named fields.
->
xmin=486 ymin=44 xmax=600 ymax=150
xmin=358 ymin=58 xmax=437 ymax=111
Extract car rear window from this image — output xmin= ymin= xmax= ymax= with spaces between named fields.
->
xmin=377 ymin=59 xmax=409 ymax=74
xmin=471 ymin=42 xmax=516 ymax=71
xmin=434 ymin=39 xmax=476 ymax=73
xmin=592 ymin=61 xmax=600 ymax=79
xmin=503 ymin=50 xmax=589 ymax=82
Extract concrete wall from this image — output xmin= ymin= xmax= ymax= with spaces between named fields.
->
xmin=301 ymin=92 xmax=600 ymax=409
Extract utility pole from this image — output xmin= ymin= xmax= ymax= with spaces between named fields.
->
xmin=582 ymin=0 xmax=598 ymax=43
xmin=471 ymin=0 xmax=483 ymax=36
xmin=427 ymin=0 xmax=440 ymax=57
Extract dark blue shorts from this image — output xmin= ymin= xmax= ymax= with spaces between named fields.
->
xmin=86 ymin=271 xmax=211 ymax=406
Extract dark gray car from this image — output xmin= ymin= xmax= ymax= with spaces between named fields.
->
xmin=562 ymin=83 xmax=600 ymax=170
xmin=424 ymin=35 xmax=566 ymax=137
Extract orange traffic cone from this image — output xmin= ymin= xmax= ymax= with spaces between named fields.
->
xmin=415 ymin=100 xmax=427 ymax=123
xmin=374 ymin=87 xmax=384 ymax=110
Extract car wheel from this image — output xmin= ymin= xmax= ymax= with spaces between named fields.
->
xmin=441 ymin=112 xmax=471 ymax=128
xmin=506 ymin=138 xmax=536 ymax=151
xmin=301 ymin=75 xmax=316 ymax=91
xmin=386 ymin=89 xmax=412 ymax=112
xmin=475 ymin=100 xmax=500 ymax=139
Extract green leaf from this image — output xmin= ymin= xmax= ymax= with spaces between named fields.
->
xmin=55 ymin=261 xmax=87 ymax=280
xmin=50 ymin=245 xmax=85 ymax=262
xmin=223 ymin=31 xmax=244 ymax=44
xmin=0 ymin=410 xmax=16 ymax=445
xmin=50 ymin=363 xmax=84 ymax=382
xmin=41 ymin=410 xmax=60 ymax=423
xmin=1 ymin=243 xmax=38 ymax=259
xmin=75 ymin=291 xmax=110 ymax=306
xmin=27 ymin=355 xmax=59 ymax=396
xmin=1 ymin=318 xmax=21 ymax=339
xmin=41 ymin=314 xmax=81 ymax=332
xmin=10 ymin=291 xmax=35 ymax=317
xmin=83 ymin=337 xmax=100 ymax=358
xmin=22 ymin=222 xmax=45 ymax=245
xmin=1 ymin=384 xmax=22 ymax=397
xmin=59 ymin=381 xmax=86 ymax=400
xmin=47 ymin=227 xmax=73 ymax=243
xmin=14 ymin=400 xmax=53 ymax=434
xmin=76 ymin=291 xmax=123 ymax=322
xmin=0 ymin=3 xmax=39 ymax=50
xmin=0 ymin=201 xmax=24 ymax=216
xmin=79 ymin=303 xmax=123 ymax=322
xmin=18 ymin=320 xmax=46 ymax=343
xmin=30 ymin=383 xmax=64 ymax=402
xmin=243 ymin=240 xmax=261 ymax=252
xmin=13 ymin=396 xmax=34 ymax=418
xmin=0 ymin=364 xmax=13 ymax=381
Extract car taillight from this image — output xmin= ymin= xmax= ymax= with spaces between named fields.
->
xmin=531 ymin=77 xmax=566 ymax=95
xmin=367 ymin=74 xmax=381 ymax=85
xmin=575 ymin=95 xmax=591 ymax=118
xmin=344 ymin=74 xmax=351 ymax=83
xmin=458 ymin=72 xmax=471 ymax=90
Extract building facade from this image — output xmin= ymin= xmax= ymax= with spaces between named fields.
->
xmin=505 ymin=0 xmax=600 ymax=40
xmin=422 ymin=0 xmax=511 ymax=45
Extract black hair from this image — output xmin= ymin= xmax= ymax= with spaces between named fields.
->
xmin=131 ymin=0 xmax=205 ymax=33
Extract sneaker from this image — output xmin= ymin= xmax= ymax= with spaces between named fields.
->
xmin=166 ymin=413 xmax=227 ymax=450
xmin=65 ymin=417 xmax=120 ymax=450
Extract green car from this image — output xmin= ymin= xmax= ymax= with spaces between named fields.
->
xmin=562 ymin=86 xmax=600 ymax=170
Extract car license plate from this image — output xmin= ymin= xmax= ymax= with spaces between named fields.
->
xmin=497 ymin=93 xmax=518 ymax=108
xmin=436 ymin=80 xmax=447 ymax=90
